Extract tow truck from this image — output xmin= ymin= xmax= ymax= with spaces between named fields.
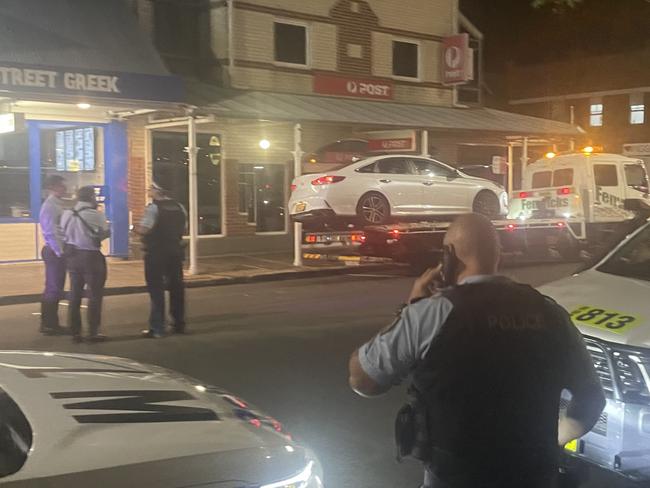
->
xmin=299 ymin=151 xmax=650 ymax=269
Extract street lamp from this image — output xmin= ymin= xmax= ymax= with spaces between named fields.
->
xmin=259 ymin=139 xmax=271 ymax=150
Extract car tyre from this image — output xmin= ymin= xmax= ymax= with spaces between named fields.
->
xmin=357 ymin=192 xmax=391 ymax=226
xmin=472 ymin=191 xmax=500 ymax=219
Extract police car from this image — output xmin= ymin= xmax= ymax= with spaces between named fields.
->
xmin=0 ymin=351 xmax=323 ymax=487
xmin=540 ymin=221 xmax=650 ymax=480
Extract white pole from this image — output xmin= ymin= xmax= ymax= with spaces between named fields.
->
xmin=507 ymin=142 xmax=514 ymax=196
xmin=521 ymin=136 xmax=529 ymax=191
xmin=227 ymin=0 xmax=235 ymax=81
xmin=421 ymin=130 xmax=429 ymax=157
xmin=187 ymin=116 xmax=199 ymax=275
xmin=292 ymin=123 xmax=304 ymax=267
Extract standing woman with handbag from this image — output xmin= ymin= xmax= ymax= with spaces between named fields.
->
xmin=61 ymin=186 xmax=111 ymax=343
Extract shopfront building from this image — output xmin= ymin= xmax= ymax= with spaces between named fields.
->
xmin=0 ymin=0 xmax=184 ymax=262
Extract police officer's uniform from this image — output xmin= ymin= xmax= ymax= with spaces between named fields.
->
xmin=358 ymin=275 xmax=605 ymax=488
xmin=140 ymin=197 xmax=187 ymax=337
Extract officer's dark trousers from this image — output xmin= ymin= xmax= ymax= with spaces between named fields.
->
xmin=145 ymin=252 xmax=185 ymax=335
xmin=41 ymin=245 xmax=66 ymax=329
xmin=67 ymin=250 xmax=107 ymax=336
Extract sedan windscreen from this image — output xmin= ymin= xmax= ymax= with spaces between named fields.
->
xmin=0 ymin=388 xmax=32 ymax=478
xmin=597 ymin=225 xmax=650 ymax=282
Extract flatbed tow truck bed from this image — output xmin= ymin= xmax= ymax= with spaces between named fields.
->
xmin=302 ymin=218 xmax=581 ymax=269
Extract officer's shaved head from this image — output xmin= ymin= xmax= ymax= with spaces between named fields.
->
xmin=444 ymin=213 xmax=500 ymax=274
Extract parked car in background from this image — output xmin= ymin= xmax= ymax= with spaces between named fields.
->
xmin=0 ymin=351 xmax=323 ymax=487
xmin=302 ymin=139 xmax=369 ymax=174
xmin=290 ymin=154 xmax=508 ymax=225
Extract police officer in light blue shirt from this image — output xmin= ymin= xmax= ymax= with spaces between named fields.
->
xmin=61 ymin=186 xmax=110 ymax=343
xmin=39 ymin=175 xmax=68 ymax=335
xmin=349 ymin=214 xmax=605 ymax=488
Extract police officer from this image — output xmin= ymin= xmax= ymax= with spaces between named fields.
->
xmin=39 ymin=175 xmax=68 ymax=335
xmin=348 ymin=213 xmax=606 ymax=488
xmin=61 ymin=186 xmax=111 ymax=343
xmin=135 ymin=182 xmax=187 ymax=338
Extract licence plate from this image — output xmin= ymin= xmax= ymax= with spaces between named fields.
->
xmin=564 ymin=439 xmax=578 ymax=453
xmin=294 ymin=202 xmax=306 ymax=213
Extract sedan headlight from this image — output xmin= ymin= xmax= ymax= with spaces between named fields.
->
xmin=260 ymin=461 xmax=323 ymax=488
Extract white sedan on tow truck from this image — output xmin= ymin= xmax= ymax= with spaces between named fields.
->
xmin=540 ymin=221 xmax=650 ymax=481
xmin=289 ymin=155 xmax=508 ymax=225
xmin=0 ymin=351 xmax=323 ymax=487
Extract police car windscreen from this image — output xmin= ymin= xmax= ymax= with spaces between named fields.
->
xmin=597 ymin=225 xmax=650 ymax=281
xmin=0 ymin=388 xmax=32 ymax=478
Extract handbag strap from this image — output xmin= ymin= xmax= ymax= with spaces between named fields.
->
xmin=66 ymin=208 xmax=99 ymax=237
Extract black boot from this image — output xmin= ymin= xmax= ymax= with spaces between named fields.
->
xmin=40 ymin=302 xmax=68 ymax=335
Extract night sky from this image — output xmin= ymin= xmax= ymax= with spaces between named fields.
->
xmin=460 ymin=0 xmax=650 ymax=71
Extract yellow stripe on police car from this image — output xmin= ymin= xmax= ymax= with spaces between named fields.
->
xmin=570 ymin=305 xmax=643 ymax=334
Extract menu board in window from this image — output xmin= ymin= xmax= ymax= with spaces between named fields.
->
xmin=54 ymin=127 xmax=96 ymax=172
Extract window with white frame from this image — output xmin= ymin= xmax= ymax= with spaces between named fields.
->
xmin=630 ymin=93 xmax=645 ymax=125
xmin=392 ymin=40 xmax=419 ymax=79
xmin=274 ymin=21 xmax=307 ymax=66
xmin=590 ymin=101 xmax=603 ymax=127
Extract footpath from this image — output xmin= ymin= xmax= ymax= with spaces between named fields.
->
xmin=0 ymin=252 xmax=395 ymax=306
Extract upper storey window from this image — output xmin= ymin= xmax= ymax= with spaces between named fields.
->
xmin=274 ymin=21 xmax=308 ymax=67
xmin=392 ymin=40 xmax=419 ymax=79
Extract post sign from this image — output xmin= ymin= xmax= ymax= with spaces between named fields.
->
xmin=365 ymin=130 xmax=416 ymax=153
xmin=313 ymin=73 xmax=393 ymax=100
xmin=0 ymin=62 xmax=184 ymax=103
xmin=441 ymin=34 xmax=472 ymax=85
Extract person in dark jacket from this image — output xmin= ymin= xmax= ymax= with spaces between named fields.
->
xmin=349 ymin=213 xmax=606 ymax=488
xmin=135 ymin=182 xmax=187 ymax=338
xmin=39 ymin=175 xmax=68 ymax=335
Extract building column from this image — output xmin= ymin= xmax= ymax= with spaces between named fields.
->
xmin=187 ymin=116 xmax=199 ymax=275
xmin=292 ymin=123 xmax=303 ymax=267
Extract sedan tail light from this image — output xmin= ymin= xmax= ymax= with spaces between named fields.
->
xmin=311 ymin=175 xmax=346 ymax=185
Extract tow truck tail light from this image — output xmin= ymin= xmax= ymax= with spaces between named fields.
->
xmin=557 ymin=187 xmax=572 ymax=195
xmin=389 ymin=229 xmax=401 ymax=239
xmin=305 ymin=235 xmax=317 ymax=243
xmin=505 ymin=223 xmax=517 ymax=232
xmin=350 ymin=234 xmax=366 ymax=243
xmin=290 ymin=183 xmax=297 ymax=192
xmin=556 ymin=221 xmax=566 ymax=228
xmin=311 ymin=175 xmax=346 ymax=185
xmin=518 ymin=191 xmax=531 ymax=199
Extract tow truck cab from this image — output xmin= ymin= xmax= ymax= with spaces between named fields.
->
xmin=508 ymin=153 xmax=649 ymax=244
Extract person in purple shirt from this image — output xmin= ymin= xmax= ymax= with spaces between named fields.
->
xmin=38 ymin=175 xmax=68 ymax=335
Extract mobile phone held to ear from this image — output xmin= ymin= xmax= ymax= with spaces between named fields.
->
xmin=440 ymin=245 xmax=458 ymax=287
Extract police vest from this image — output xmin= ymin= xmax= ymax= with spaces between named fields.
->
xmin=143 ymin=200 xmax=186 ymax=256
xmin=411 ymin=279 xmax=568 ymax=481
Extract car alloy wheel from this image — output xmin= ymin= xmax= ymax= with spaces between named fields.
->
xmin=360 ymin=194 xmax=389 ymax=224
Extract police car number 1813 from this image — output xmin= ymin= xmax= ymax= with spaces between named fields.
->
xmin=570 ymin=306 xmax=642 ymax=334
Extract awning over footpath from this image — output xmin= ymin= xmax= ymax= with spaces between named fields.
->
xmin=187 ymin=80 xmax=581 ymax=138
xmin=0 ymin=0 xmax=183 ymax=104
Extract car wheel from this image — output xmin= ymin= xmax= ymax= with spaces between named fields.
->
xmin=472 ymin=191 xmax=500 ymax=219
xmin=357 ymin=193 xmax=391 ymax=225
